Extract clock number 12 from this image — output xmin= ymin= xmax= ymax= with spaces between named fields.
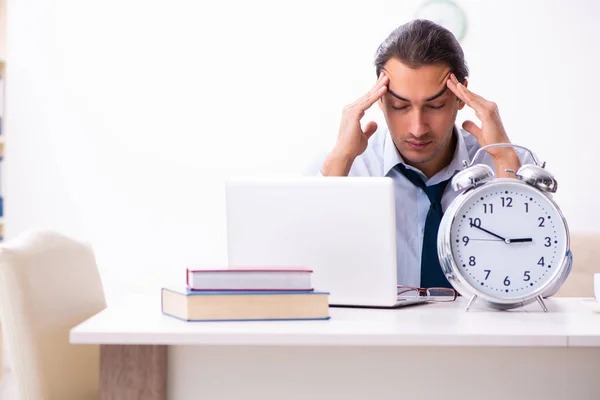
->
xmin=501 ymin=197 xmax=513 ymax=207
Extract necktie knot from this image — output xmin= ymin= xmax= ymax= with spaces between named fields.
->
xmin=395 ymin=164 xmax=449 ymax=207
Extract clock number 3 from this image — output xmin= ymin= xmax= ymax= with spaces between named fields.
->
xmin=544 ymin=237 xmax=552 ymax=247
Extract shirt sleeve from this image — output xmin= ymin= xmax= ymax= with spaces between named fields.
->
xmin=516 ymin=146 xmax=537 ymax=166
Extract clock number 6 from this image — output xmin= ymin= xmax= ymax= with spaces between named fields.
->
xmin=504 ymin=276 xmax=511 ymax=286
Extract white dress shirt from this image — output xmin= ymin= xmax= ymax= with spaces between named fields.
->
xmin=320 ymin=125 xmax=534 ymax=287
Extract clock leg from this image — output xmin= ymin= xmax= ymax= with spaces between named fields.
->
xmin=536 ymin=295 xmax=548 ymax=312
xmin=465 ymin=295 xmax=478 ymax=311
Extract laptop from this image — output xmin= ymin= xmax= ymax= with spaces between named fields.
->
xmin=225 ymin=176 xmax=428 ymax=308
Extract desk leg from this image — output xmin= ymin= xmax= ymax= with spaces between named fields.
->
xmin=99 ymin=344 xmax=167 ymax=400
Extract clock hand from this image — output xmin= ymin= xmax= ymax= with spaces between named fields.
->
xmin=469 ymin=224 xmax=508 ymax=242
xmin=508 ymin=238 xmax=533 ymax=243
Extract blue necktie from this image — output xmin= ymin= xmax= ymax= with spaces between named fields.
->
xmin=396 ymin=164 xmax=453 ymax=288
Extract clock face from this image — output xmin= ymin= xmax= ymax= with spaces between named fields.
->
xmin=448 ymin=181 xmax=568 ymax=300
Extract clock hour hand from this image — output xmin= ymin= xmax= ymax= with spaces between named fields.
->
xmin=470 ymin=223 xmax=507 ymax=242
xmin=508 ymin=238 xmax=533 ymax=243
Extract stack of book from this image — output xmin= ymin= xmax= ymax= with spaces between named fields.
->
xmin=161 ymin=268 xmax=330 ymax=322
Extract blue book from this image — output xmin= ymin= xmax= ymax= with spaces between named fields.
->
xmin=161 ymin=287 xmax=331 ymax=322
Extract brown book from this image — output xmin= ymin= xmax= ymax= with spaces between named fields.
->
xmin=161 ymin=287 xmax=330 ymax=322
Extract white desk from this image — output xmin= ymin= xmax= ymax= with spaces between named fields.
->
xmin=70 ymin=295 xmax=600 ymax=400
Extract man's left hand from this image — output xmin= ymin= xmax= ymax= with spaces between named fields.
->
xmin=446 ymin=73 xmax=520 ymax=176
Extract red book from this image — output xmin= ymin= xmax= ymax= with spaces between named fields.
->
xmin=186 ymin=268 xmax=314 ymax=291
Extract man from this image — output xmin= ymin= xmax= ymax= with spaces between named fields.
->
xmin=319 ymin=19 xmax=533 ymax=289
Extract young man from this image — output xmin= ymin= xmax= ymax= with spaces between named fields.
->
xmin=320 ymin=19 xmax=533 ymax=289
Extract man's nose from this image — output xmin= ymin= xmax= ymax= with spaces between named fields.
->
xmin=408 ymin=109 xmax=428 ymax=138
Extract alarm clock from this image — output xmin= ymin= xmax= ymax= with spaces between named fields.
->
xmin=437 ymin=144 xmax=572 ymax=312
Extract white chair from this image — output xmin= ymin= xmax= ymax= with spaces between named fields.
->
xmin=555 ymin=233 xmax=600 ymax=297
xmin=0 ymin=230 xmax=106 ymax=399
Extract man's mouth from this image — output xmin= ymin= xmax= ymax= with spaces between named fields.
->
xmin=406 ymin=140 xmax=432 ymax=149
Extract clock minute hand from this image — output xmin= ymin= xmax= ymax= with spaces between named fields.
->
xmin=470 ymin=224 xmax=507 ymax=242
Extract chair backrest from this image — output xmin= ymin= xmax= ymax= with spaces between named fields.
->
xmin=0 ymin=230 xmax=106 ymax=400
xmin=555 ymin=232 xmax=600 ymax=297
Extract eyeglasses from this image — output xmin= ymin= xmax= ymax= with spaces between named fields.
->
xmin=397 ymin=285 xmax=458 ymax=302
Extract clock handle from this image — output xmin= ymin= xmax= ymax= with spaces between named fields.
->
xmin=464 ymin=144 xmax=544 ymax=169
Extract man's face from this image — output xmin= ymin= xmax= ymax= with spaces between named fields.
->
xmin=379 ymin=59 xmax=465 ymax=169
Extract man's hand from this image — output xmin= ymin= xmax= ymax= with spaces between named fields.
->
xmin=446 ymin=74 xmax=520 ymax=178
xmin=321 ymin=74 xmax=389 ymax=176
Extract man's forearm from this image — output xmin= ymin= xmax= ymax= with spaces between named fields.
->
xmin=493 ymin=148 xmax=521 ymax=178
xmin=320 ymin=151 xmax=355 ymax=176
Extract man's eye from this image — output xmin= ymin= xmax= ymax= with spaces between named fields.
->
xmin=428 ymin=103 xmax=446 ymax=110
xmin=391 ymin=105 xmax=409 ymax=111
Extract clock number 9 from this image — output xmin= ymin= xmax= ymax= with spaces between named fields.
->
xmin=462 ymin=236 xmax=469 ymax=246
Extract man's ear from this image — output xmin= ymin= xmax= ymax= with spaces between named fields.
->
xmin=457 ymin=78 xmax=468 ymax=110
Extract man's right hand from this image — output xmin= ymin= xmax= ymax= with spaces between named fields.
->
xmin=321 ymin=73 xmax=389 ymax=176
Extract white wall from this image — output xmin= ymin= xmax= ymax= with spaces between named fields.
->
xmin=6 ymin=0 xmax=600 ymax=304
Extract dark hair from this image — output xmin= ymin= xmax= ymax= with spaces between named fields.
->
xmin=374 ymin=19 xmax=469 ymax=83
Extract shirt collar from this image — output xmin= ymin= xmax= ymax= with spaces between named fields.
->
xmin=383 ymin=126 xmax=470 ymax=183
